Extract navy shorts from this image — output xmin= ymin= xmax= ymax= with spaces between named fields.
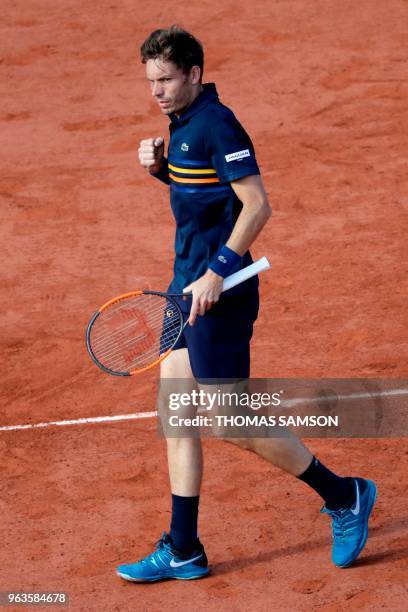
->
xmin=170 ymin=291 xmax=259 ymax=380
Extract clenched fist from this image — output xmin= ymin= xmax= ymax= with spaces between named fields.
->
xmin=138 ymin=137 xmax=165 ymax=174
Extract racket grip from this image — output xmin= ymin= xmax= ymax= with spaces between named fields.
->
xmin=222 ymin=256 xmax=271 ymax=292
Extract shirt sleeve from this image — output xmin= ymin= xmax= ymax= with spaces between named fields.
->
xmin=150 ymin=157 xmax=170 ymax=185
xmin=206 ymin=108 xmax=260 ymax=184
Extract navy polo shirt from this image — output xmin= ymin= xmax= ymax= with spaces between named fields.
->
xmin=153 ymin=83 xmax=260 ymax=295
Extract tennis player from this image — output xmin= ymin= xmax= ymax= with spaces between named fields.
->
xmin=116 ymin=26 xmax=377 ymax=582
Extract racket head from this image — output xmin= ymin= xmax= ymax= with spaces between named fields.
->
xmin=86 ymin=291 xmax=184 ymax=376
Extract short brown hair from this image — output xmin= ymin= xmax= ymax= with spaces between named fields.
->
xmin=141 ymin=25 xmax=204 ymax=78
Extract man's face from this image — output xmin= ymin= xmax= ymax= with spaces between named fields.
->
xmin=145 ymin=58 xmax=198 ymax=116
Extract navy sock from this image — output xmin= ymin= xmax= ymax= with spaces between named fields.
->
xmin=298 ymin=456 xmax=356 ymax=510
xmin=169 ymin=494 xmax=200 ymax=553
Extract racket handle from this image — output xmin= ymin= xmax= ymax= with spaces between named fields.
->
xmin=222 ymin=256 xmax=271 ymax=292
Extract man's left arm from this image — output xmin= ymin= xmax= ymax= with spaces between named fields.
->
xmin=184 ymin=174 xmax=271 ymax=325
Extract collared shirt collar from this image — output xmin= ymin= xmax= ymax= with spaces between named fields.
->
xmin=169 ymin=83 xmax=219 ymax=124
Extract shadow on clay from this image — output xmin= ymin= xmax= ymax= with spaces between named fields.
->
xmin=351 ymin=545 xmax=408 ymax=568
xmin=211 ymin=536 xmax=330 ymax=576
xmin=211 ymin=516 xmax=408 ymax=576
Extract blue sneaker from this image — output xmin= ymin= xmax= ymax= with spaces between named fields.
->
xmin=321 ymin=477 xmax=377 ymax=568
xmin=116 ymin=533 xmax=209 ymax=582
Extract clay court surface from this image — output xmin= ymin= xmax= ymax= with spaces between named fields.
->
xmin=1 ymin=0 xmax=408 ymax=610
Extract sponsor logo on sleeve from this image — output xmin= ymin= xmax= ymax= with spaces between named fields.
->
xmin=225 ymin=149 xmax=250 ymax=162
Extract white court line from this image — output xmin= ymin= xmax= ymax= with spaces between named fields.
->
xmin=0 ymin=389 xmax=406 ymax=432
xmin=0 ymin=411 xmax=157 ymax=431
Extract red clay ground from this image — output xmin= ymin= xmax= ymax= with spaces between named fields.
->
xmin=1 ymin=0 xmax=408 ymax=610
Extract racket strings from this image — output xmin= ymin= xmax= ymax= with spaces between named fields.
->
xmin=88 ymin=294 xmax=183 ymax=373
xmin=92 ymin=324 xmax=181 ymax=367
xmin=90 ymin=304 xmax=173 ymax=347
xmin=91 ymin=312 xmax=180 ymax=372
xmin=90 ymin=297 xmax=180 ymax=350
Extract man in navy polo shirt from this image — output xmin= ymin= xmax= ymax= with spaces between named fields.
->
xmin=116 ymin=26 xmax=377 ymax=582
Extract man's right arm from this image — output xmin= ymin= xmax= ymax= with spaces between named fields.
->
xmin=138 ymin=137 xmax=170 ymax=185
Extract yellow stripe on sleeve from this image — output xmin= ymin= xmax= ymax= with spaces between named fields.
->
xmin=168 ymin=163 xmax=217 ymax=175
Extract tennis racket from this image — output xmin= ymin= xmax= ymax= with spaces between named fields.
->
xmin=86 ymin=256 xmax=270 ymax=376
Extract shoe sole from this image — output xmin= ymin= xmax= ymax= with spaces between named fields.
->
xmin=116 ymin=569 xmax=209 ymax=582
xmin=336 ymin=479 xmax=377 ymax=568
